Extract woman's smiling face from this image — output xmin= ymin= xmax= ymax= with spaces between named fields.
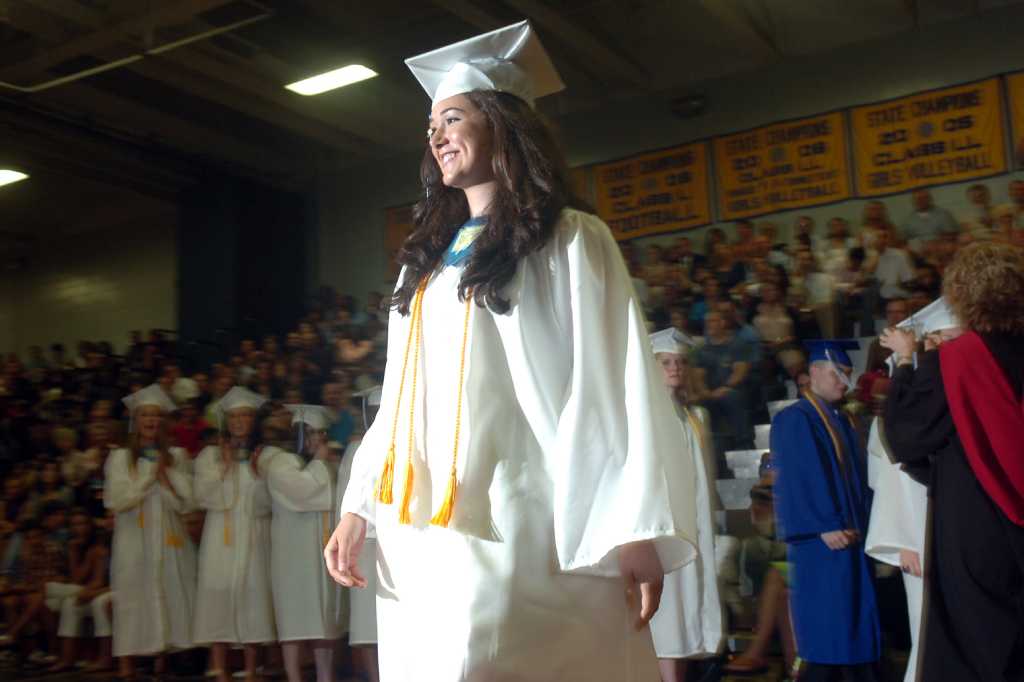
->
xmin=427 ymin=93 xmax=495 ymax=190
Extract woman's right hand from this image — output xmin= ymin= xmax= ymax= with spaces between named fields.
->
xmin=324 ymin=512 xmax=368 ymax=588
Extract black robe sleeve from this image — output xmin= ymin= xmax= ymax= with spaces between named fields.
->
xmin=883 ymin=350 xmax=956 ymax=484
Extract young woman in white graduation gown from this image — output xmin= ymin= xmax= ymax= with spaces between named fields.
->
xmin=650 ymin=329 xmax=724 ymax=682
xmin=193 ymin=387 xmax=276 ymax=682
xmin=266 ymin=405 xmax=344 ymax=682
xmin=325 ymin=21 xmax=701 ymax=682
xmin=104 ymin=385 xmax=197 ymax=679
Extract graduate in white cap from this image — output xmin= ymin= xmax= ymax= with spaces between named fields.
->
xmin=324 ymin=20 xmax=700 ymax=682
xmin=866 ymin=298 xmax=961 ymax=682
xmin=648 ymin=329 xmax=723 ymax=681
xmin=104 ymin=384 xmax=197 ymax=677
xmin=265 ymin=405 xmax=344 ymax=682
xmin=192 ymin=387 xmax=276 ymax=682
xmin=340 ymin=387 xmax=381 ymax=682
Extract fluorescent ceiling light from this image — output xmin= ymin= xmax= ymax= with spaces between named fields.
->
xmin=285 ymin=64 xmax=377 ymax=95
xmin=0 ymin=170 xmax=28 ymax=188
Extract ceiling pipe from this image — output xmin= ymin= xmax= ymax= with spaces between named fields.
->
xmin=0 ymin=6 xmax=272 ymax=94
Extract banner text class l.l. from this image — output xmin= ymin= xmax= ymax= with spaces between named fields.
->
xmin=594 ymin=142 xmax=712 ymax=241
xmin=851 ymin=77 xmax=1007 ymax=196
xmin=714 ymin=111 xmax=851 ymax=221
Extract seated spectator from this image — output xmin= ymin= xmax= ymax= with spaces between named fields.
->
xmin=171 ymin=398 xmax=210 ymax=457
xmin=901 ymin=188 xmax=958 ymax=256
xmin=688 ymin=277 xmax=724 ymax=335
xmin=711 ymin=243 xmax=747 ymax=293
xmin=859 ymin=200 xmax=895 ymax=257
xmin=865 ymin=298 xmax=909 ymax=373
xmin=0 ymin=516 xmax=66 ymax=659
xmin=695 ymin=309 xmax=755 ymax=454
xmin=961 ymin=183 xmax=994 ymax=239
xmin=670 ymin=236 xmax=706 ymax=283
xmin=25 ymin=460 xmax=72 ymax=519
xmin=872 ymin=227 xmax=915 ymax=302
xmin=753 ymin=282 xmax=798 ymax=353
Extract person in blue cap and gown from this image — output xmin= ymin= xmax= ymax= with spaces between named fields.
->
xmin=771 ymin=340 xmax=881 ymax=681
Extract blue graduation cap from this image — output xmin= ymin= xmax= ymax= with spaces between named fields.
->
xmin=803 ymin=339 xmax=860 ymax=369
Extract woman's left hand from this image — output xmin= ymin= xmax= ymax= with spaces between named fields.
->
xmin=618 ymin=540 xmax=663 ymax=631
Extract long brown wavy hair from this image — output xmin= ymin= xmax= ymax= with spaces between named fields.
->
xmin=392 ymin=90 xmax=582 ymax=315
xmin=128 ymin=411 xmax=173 ymax=472
xmin=943 ymin=241 xmax=1024 ymax=336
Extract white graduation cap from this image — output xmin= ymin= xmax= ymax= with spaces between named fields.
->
xmin=211 ymin=386 xmax=267 ymax=428
xmin=171 ymin=377 xmax=200 ymax=404
xmin=285 ymin=404 xmax=333 ymax=431
xmin=405 ymin=20 xmax=565 ymax=107
xmin=650 ymin=327 xmax=697 ymax=356
xmin=899 ymin=296 xmax=959 ymax=336
xmin=122 ymin=384 xmax=177 ymax=414
xmin=886 ymin=297 xmax=960 ymax=375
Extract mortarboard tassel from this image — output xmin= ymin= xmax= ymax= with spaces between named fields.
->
xmin=397 ymin=292 xmax=424 ymax=525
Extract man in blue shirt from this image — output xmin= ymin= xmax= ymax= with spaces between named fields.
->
xmin=696 ymin=309 xmax=756 ymax=453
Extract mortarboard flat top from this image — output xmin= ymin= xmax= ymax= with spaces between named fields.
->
xmin=122 ymin=384 xmax=177 ymax=414
xmin=650 ymin=327 xmax=697 ymax=356
xmin=285 ymin=404 xmax=333 ymax=431
xmin=212 ymin=386 xmax=267 ymax=421
xmin=803 ymin=339 xmax=860 ymax=368
xmin=898 ymin=296 xmax=959 ymax=335
xmin=405 ymin=20 xmax=564 ymax=107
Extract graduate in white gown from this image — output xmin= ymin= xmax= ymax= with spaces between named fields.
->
xmin=104 ymin=385 xmax=197 ymax=679
xmin=341 ymin=387 xmax=381 ymax=682
xmin=866 ymin=298 xmax=962 ymax=682
xmin=649 ymin=329 xmax=724 ymax=682
xmin=193 ymin=387 xmax=276 ymax=682
xmin=324 ymin=21 xmax=702 ymax=682
xmin=267 ymin=405 xmax=344 ymax=682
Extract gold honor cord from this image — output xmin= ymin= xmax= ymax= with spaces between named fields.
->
xmin=375 ymin=280 xmax=473 ymax=528
xmin=802 ymin=390 xmax=847 ymax=466
xmin=683 ymin=406 xmax=707 ymax=459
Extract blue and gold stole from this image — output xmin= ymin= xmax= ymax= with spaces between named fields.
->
xmin=442 ymin=216 xmax=486 ymax=268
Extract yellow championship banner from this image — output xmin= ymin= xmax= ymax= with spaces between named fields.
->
xmin=714 ymin=112 xmax=850 ymax=220
xmin=851 ymin=78 xmax=1007 ymax=195
xmin=594 ymin=142 xmax=711 ymax=240
xmin=1008 ymin=72 xmax=1024 ymax=168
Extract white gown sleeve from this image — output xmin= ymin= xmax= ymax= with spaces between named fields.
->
xmin=865 ymin=418 xmax=928 ymax=566
xmin=159 ymin=448 xmax=195 ymax=514
xmin=551 ymin=211 xmax=698 ymax=577
xmin=193 ymin=446 xmax=232 ymax=511
xmin=103 ymin=449 xmax=155 ymax=512
xmin=268 ymin=453 xmax=333 ymax=513
xmin=340 ymin=274 xmax=411 ymax=525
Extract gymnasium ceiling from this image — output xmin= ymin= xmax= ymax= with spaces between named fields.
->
xmin=1 ymin=0 xmax=1022 ymax=258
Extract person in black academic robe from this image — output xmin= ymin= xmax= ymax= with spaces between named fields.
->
xmin=881 ymin=242 xmax=1024 ymax=682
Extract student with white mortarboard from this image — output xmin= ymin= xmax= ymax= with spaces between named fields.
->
xmin=323 ymin=21 xmax=701 ymax=681
xmin=104 ymin=385 xmax=197 ymax=678
xmin=265 ymin=405 xmax=344 ymax=682
xmin=648 ymin=329 xmax=724 ymax=682
xmin=192 ymin=387 xmax=276 ymax=682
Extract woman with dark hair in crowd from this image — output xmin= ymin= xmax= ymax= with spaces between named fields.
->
xmin=104 ymin=385 xmax=196 ymax=680
xmin=193 ymin=387 xmax=276 ymax=682
xmin=880 ymin=242 xmax=1024 ymax=682
xmin=325 ymin=20 xmax=701 ymax=682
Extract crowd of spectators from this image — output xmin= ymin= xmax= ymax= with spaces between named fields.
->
xmin=622 ymin=180 xmax=1024 ymax=456
xmin=0 ymin=178 xmax=1021 ymax=674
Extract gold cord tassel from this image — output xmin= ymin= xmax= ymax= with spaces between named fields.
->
xmin=376 ymin=444 xmax=397 ymax=504
xmin=223 ymin=517 xmax=232 ymax=546
xmin=430 ymin=294 xmax=473 ymax=528
xmin=398 ymin=459 xmax=415 ymax=525
xmin=430 ymin=467 xmax=458 ymax=528
xmin=322 ymin=512 xmax=331 ymax=548
xmin=377 ymin=283 xmax=425 ymax=504
xmin=138 ymin=509 xmax=144 ymax=529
